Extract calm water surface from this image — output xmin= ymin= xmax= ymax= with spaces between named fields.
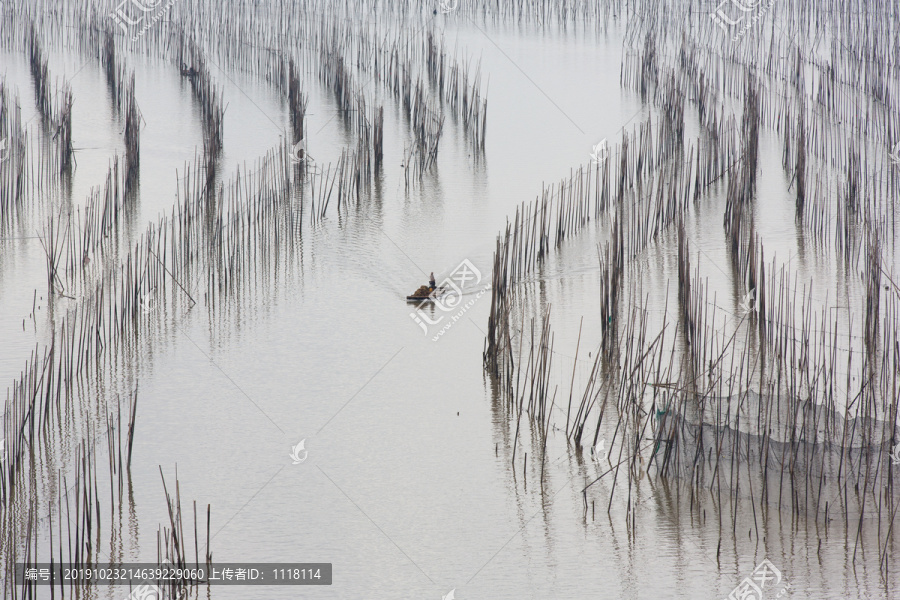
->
xmin=1 ymin=11 xmax=896 ymax=600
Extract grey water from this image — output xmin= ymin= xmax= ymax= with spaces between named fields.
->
xmin=1 ymin=7 xmax=897 ymax=600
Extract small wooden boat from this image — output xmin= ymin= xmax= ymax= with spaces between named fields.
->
xmin=406 ymin=285 xmax=447 ymax=302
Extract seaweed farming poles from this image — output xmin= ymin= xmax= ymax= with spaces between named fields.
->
xmin=423 ymin=29 xmax=488 ymax=150
xmin=619 ymin=0 xmax=900 ymax=268
xmin=124 ymin=72 xmax=141 ymax=190
xmin=313 ymin=17 xmax=443 ymax=177
xmin=53 ymin=82 xmax=74 ymax=173
xmin=315 ymin=29 xmax=384 ymax=191
xmin=2 ymin=144 xmax=298 ymax=598
xmin=178 ymin=30 xmax=224 ymax=173
xmin=102 ymin=29 xmax=127 ymax=111
xmin=26 ymin=22 xmax=74 ymax=174
xmin=158 ymin=467 xmax=212 ymax=594
xmin=522 ymin=212 xmax=899 ymax=561
xmin=501 ymin=255 xmax=900 ymax=556
xmin=202 ymin=146 xmax=294 ymax=302
xmin=647 ymin=277 xmax=900 ymax=551
xmin=722 ymin=76 xmax=760 ymax=294
xmin=388 ymin=43 xmax=445 ymax=171
xmin=4 ymin=397 xmax=208 ymax=600
xmin=164 ymin=0 xmax=318 ymax=88
xmin=40 ymin=156 xmax=130 ymax=298
xmin=486 ymin=133 xmax=700 ymax=414
xmin=0 ymin=82 xmax=29 ymax=226
xmin=27 ymin=23 xmax=51 ymax=120
xmin=402 ymin=80 xmax=444 ymax=184
xmin=442 ymin=0 xmax=616 ymax=30
xmin=483 ymin=224 xmax=514 ymax=386
xmin=484 ymin=106 xmax=707 ymax=357
xmin=288 ymin=58 xmax=308 ymax=149
xmin=320 ymin=32 xmax=386 ymax=154
xmin=101 ymin=25 xmax=141 ymax=190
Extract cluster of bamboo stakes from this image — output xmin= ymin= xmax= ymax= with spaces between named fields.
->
xmin=482 ymin=0 xmax=900 ymax=571
xmin=4 ymin=377 xmax=143 ymax=598
xmin=4 ymin=0 xmax=900 ymax=592
xmin=27 ymin=23 xmax=51 ymax=121
xmin=0 ymin=25 xmax=290 ymax=600
xmin=2 ymin=137 xmax=304 ymax=596
xmin=0 ymin=26 xmax=319 ymax=596
xmin=101 ymin=31 xmax=143 ymax=190
xmin=123 ymin=72 xmax=141 ymax=190
xmin=0 ymin=84 xmax=70 ymax=212
xmin=156 ymin=468 xmax=212 ymax=599
xmin=306 ymin=11 xmax=488 ymax=180
xmin=178 ymin=30 xmax=224 ymax=170
xmin=287 ymin=59 xmax=308 ymax=150
xmin=0 ymin=3 xmax=507 ymax=597
xmin=2 ymin=0 xmax=492 ymax=209
xmin=316 ymin=37 xmax=385 ymax=181
xmin=490 ymin=217 xmax=900 ymax=566
xmin=425 ymin=31 xmax=488 ymax=150
xmin=625 ymin=1 xmax=899 ymax=269
xmin=27 ymin=23 xmax=74 ymax=175
xmin=39 ymin=155 xmax=129 ymax=296
xmin=293 ymin=8 xmax=487 ymax=152
xmin=368 ymin=26 xmax=447 ymax=175
xmin=102 ymin=30 xmax=127 ymax=112
xmin=0 ymin=82 xmax=29 ymax=226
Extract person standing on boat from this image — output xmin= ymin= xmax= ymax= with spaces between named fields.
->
xmin=429 ymin=272 xmax=436 ymax=290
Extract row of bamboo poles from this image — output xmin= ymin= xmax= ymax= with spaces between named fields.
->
xmin=0 ymin=82 xmax=30 ymax=226
xmin=3 ymin=0 xmax=491 ymax=202
xmin=483 ymin=0 xmax=900 ymax=574
xmin=1 ymin=142 xmax=302 ymax=597
xmin=27 ymin=22 xmax=74 ymax=174
xmin=178 ymin=29 xmax=225 ymax=174
xmin=0 ymin=3 xmax=500 ymax=597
